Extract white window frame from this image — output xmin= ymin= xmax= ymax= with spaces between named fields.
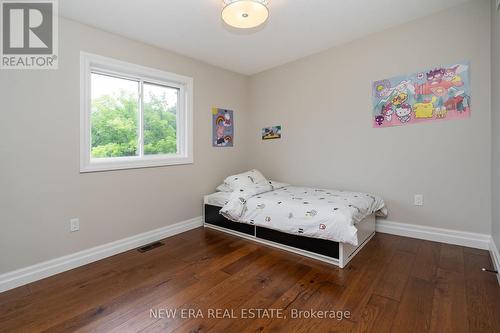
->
xmin=80 ymin=52 xmax=193 ymax=173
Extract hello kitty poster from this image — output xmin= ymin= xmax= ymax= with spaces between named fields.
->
xmin=212 ymin=107 xmax=234 ymax=147
xmin=372 ymin=62 xmax=471 ymax=128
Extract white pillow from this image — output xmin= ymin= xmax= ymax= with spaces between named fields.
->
xmin=223 ymin=169 xmax=268 ymax=191
xmin=215 ymin=183 xmax=232 ymax=192
xmin=269 ymin=180 xmax=289 ymax=190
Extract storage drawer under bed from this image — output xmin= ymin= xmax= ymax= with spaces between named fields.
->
xmin=256 ymin=226 xmax=339 ymax=259
xmin=204 ymin=204 xmax=255 ymax=235
xmin=204 ymin=204 xmax=339 ymax=259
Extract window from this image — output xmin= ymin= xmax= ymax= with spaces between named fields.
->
xmin=80 ymin=52 xmax=193 ymax=172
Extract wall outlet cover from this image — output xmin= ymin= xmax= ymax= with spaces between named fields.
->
xmin=414 ymin=194 xmax=424 ymax=206
xmin=70 ymin=218 xmax=80 ymax=232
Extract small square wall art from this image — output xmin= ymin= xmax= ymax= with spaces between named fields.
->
xmin=212 ymin=107 xmax=233 ymax=147
xmin=262 ymin=125 xmax=282 ymax=140
xmin=372 ymin=62 xmax=471 ymax=128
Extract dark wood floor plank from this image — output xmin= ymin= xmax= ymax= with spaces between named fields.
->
xmin=99 ymin=243 xmax=261 ymax=333
xmin=239 ymin=268 xmax=342 ymax=333
xmin=463 ymin=253 xmax=500 ymax=333
xmin=393 ymin=236 xmax=422 ymax=254
xmin=281 ymin=279 xmax=354 ymax=333
xmin=41 ymin=271 xmax=202 ymax=333
xmin=0 ymin=285 xmax=30 ymax=306
xmin=390 ymin=277 xmax=435 ymax=333
xmin=254 ymin=274 xmax=348 ymax=333
xmin=64 ymin=240 xmax=254 ymax=332
xmin=0 ymin=229 xmax=498 ymax=333
xmin=140 ymin=251 xmax=294 ymax=333
xmin=198 ymin=258 xmax=312 ymax=333
xmin=439 ymin=243 xmax=464 ymax=274
xmin=373 ymin=250 xmax=415 ymax=301
xmin=429 ymin=268 xmax=468 ymax=333
xmin=411 ymin=240 xmax=441 ymax=282
xmin=0 ymin=230 xmax=238 ymax=332
xmin=85 ymin=270 xmax=231 ymax=333
xmin=353 ymin=294 xmax=399 ymax=333
xmin=462 ymin=246 xmax=489 ymax=257
xmin=332 ymin=233 xmax=397 ymax=322
xmin=220 ymin=247 xmax=267 ymax=275
xmin=0 ymin=255 xmax=191 ymax=333
xmin=28 ymin=229 xmax=222 ymax=294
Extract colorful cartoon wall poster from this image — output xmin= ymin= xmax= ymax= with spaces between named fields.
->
xmin=212 ymin=107 xmax=233 ymax=147
xmin=372 ymin=62 xmax=471 ymax=128
xmin=262 ymin=126 xmax=282 ymax=140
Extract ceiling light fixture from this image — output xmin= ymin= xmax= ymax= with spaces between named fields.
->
xmin=222 ymin=0 xmax=269 ymax=29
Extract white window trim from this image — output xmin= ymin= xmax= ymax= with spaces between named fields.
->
xmin=80 ymin=52 xmax=193 ymax=173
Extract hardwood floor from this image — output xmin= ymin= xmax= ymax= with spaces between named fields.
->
xmin=1 ymin=228 xmax=499 ymax=333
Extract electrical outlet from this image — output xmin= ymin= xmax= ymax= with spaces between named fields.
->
xmin=70 ymin=218 xmax=80 ymax=232
xmin=414 ymin=194 xmax=424 ymax=206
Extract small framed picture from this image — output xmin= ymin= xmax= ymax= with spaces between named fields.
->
xmin=262 ymin=125 xmax=282 ymax=140
xmin=212 ymin=107 xmax=233 ymax=147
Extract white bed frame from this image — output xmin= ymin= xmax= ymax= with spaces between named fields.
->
xmin=202 ymin=197 xmax=375 ymax=268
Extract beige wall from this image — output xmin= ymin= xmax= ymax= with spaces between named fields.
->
xmin=249 ymin=0 xmax=492 ymax=234
xmin=492 ymin=0 xmax=500 ymax=247
xmin=0 ymin=18 xmax=251 ymax=273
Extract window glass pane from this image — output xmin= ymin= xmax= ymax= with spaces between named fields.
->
xmin=143 ymin=82 xmax=178 ymax=155
xmin=90 ymin=73 xmax=139 ymax=158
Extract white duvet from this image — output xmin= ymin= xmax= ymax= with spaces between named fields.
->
xmin=220 ymin=184 xmax=386 ymax=246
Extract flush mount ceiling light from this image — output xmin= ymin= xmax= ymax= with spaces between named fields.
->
xmin=222 ymin=0 xmax=269 ymax=29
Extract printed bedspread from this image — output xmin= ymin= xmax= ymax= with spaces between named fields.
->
xmin=220 ymin=184 xmax=386 ymax=246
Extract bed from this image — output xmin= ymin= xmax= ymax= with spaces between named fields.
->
xmin=203 ymin=170 xmax=386 ymax=268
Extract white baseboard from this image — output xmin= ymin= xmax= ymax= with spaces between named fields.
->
xmin=376 ymin=219 xmax=491 ymax=250
xmin=489 ymin=238 xmax=500 ymax=286
xmin=0 ymin=216 xmax=203 ymax=293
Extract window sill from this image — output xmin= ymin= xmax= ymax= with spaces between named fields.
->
xmin=80 ymin=155 xmax=194 ymax=173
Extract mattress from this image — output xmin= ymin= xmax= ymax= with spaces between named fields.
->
xmin=220 ymin=185 xmax=385 ymax=246
xmin=204 ymin=192 xmax=231 ymax=207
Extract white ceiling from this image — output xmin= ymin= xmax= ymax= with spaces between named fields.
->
xmin=60 ymin=0 xmax=469 ymax=75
